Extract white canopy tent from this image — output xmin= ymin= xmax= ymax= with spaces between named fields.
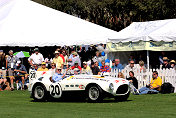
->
xmin=0 ymin=0 xmax=118 ymax=46
xmin=107 ymin=19 xmax=176 ymax=68
xmin=108 ymin=19 xmax=176 ymax=43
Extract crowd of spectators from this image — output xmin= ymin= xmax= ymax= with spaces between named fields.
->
xmin=0 ymin=45 xmax=175 ymax=93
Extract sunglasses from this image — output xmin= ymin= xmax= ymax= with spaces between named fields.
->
xmin=51 ymin=65 xmax=55 ymax=66
xmin=130 ymin=63 xmax=134 ymax=64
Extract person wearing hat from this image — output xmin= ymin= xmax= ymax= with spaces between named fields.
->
xmin=52 ymin=50 xmax=63 ymax=69
xmin=81 ymin=62 xmax=91 ymax=74
xmin=13 ymin=60 xmax=27 ymax=90
xmin=51 ymin=67 xmax=65 ymax=82
xmin=162 ymin=57 xmax=171 ymax=69
xmin=6 ymin=50 xmax=20 ymax=90
xmin=68 ymin=49 xmax=80 ymax=65
xmin=71 ymin=61 xmax=82 ymax=73
xmin=28 ymin=48 xmax=44 ymax=67
xmin=170 ymin=60 xmax=176 ymax=70
xmin=37 ymin=62 xmax=49 ymax=71
xmin=70 ymin=52 xmax=81 ymax=67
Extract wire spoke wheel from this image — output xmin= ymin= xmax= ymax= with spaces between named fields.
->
xmin=87 ymin=85 xmax=104 ymax=102
xmin=32 ymin=84 xmax=47 ymax=101
xmin=34 ymin=86 xmax=45 ymax=99
xmin=89 ymin=87 xmax=100 ymax=100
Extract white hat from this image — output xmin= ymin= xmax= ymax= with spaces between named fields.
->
xmin=54 ymin=51 xmax=59 ymax=54
xmin=17 ymin=61 xmax=21 ymax=64
xmin=83 ymin=61 xmax=87 ymax=65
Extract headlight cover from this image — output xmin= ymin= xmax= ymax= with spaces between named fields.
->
xmin=109 ymin=83 xmax=114 ymax=90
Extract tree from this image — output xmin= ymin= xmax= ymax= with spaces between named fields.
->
xmin=32 ymin=0 xmax=176 ymax=31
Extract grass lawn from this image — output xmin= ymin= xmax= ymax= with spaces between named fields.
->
xmin=0 ymin=90 xmax=176 ymax=118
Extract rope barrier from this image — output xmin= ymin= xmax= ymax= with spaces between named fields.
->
xmin=0 ymin=74 xmax=29 ymax=78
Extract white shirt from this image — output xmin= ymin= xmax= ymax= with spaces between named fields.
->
xmin=71 ymin=56 xmax=81 ymax=67
xmin=28 ymin=53 xmax=44 ymax=65
xmin=124 ymin=64 xmax=138 ymax=72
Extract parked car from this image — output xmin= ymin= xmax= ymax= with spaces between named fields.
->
xmin=28 ymin=70 xmax=130 ymax=102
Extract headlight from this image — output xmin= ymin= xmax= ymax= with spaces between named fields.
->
xmin=109 ymin=83 xmax=114 ymax=90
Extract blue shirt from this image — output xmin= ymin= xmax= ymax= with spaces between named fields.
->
xmin=112 ymin=64 xmax=124 ymax=71
xmin=52 ymin=73 xmax=63 ymax=82
xmin=14 ymin=64 xmax=27 ymax=76
xmin=101 ymin=51 xmax=105 ymax=56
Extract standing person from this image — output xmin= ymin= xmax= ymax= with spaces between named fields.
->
xmin=138 ymin=60 xmax=146 ymax=72
xmin=92 ymin=51 xmax=104 ymax=66
xmin=100 ymin=60 xmax=110 ymax=73
xmin=0 ymin=50 xmax=7 ymax=87
xmin=70 ymin=52 xmax=81 ymax=67
xmin=56 ymin=49 xmax=65 ymax=63
xmin=162 ymin=57 xmax=171 ymax=69
xmin=52 ymin=51 xmax=63 ymax=69
xmin=13 ymin=61 xmax=27 ymax=90
xmin=62 ymin=49 xmax=68 ymax=69
xmin=79 ymin=47 xmax=88 ymax=64
xmin=137 ymin=71 xmax=162 ymax=95
xmin=68 ymin=49 xmax=79 ymax=62
xmin=124 ymin=60 xmax=137 ymax=72
xmin=170 ymin=60 xmax=176 ymax=70
xmin=6 ymin=50 xmax=19 ymax=90
xmin=111 ymin=59 xmax=124 ymax=71
xmin=127 ymin=71 xmax=138 ymax=89
xmin=159 ymin=51 xmax=166 ymax=65
xmin=49 ymin=63 xmax=56 ymax=75
xmin=28 ymin=48 xmax=44 ymax=67
xmin=91 ymin=62 xmax=100 ymax=75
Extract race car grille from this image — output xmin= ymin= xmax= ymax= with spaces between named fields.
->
xmin=116 ymin=84 xmax=129 ymax=94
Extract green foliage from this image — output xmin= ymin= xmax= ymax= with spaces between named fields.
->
xmin=32 ymin=0 xmax=176 ymax=31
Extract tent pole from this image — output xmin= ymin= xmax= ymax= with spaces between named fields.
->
xmin=147 ymin=50 xmax=149 ymax=70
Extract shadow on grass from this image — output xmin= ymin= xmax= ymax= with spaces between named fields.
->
xmin=30 ymin=98 xmax=133 ymax=103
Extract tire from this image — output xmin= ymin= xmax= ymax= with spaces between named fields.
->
xmin=87 ymin=85 xmax=104 ymax=102
xmin=114 ymin=91 xmax=130 ymax=102
xmin=32 ymin=84 xmax=48 ymax=102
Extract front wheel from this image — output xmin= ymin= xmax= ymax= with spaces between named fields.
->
xmin=114 ymin=91 xmax=130 ymax=102
xmin=87 ymin=85 xmax=104 ymax=102
xmin=32 ymin=84 xmax=48 ymax=102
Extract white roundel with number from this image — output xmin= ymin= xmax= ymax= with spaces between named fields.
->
xmin=49 ymin=84 xmax=62 ymax=98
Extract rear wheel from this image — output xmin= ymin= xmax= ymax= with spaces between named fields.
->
xmin=87 ymin=85 xmax=104 ymax=102
xmin=32 ymin=84 xmax=48 ymax=102
xmin=114 ymin=91 xmax=130 ymax=102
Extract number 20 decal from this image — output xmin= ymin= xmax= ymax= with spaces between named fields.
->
xmin=49 ymin=84 xmax=62 ymax=98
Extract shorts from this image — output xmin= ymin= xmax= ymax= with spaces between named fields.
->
xmin=0 ymin=69 xmax=6 ymax=79
xmin=14 ymin=75 xmax=25 ymax=81
xmin=8 ymin=68 xmax=14 ymax=77
xmin=15 ymin=76 xmax=21 ymax=81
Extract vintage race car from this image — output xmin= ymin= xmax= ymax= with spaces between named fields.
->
xmin=28 ymin=70 xmax=130 ymax=102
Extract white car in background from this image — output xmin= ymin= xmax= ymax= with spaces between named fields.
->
xmin=28 ymin=70 xmax=130 ymax=102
